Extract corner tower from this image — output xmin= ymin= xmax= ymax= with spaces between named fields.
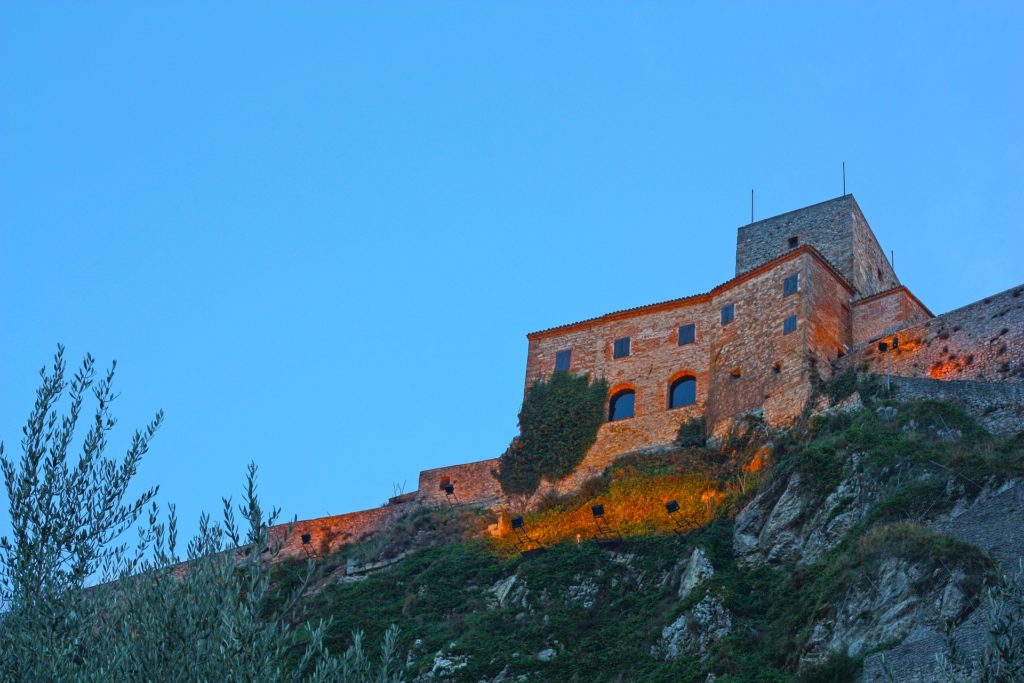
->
xmin=735 ymin=195 xmax=898 ymax=299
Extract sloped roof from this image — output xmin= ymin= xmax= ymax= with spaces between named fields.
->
xmin=851 ymin=285 xmax=934 ymax=317
xmin=527 ymin=244 xmax=855 ymax=340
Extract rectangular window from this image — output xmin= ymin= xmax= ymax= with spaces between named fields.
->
xmin=783 ymin=315 xmax=797 ymax=335
xmin=720 ymin=303 xmax=735 ymax=325
xmin=788 ymin=236 xmax=799 ymax=249
xmin=678 ymin=323 xmax=696 ymax=346
xmin=613 ymin=337 xmax=631 ymax=359
xmin=783 ymin=273 xmax=799 ymax=297
xmin=554 ymin=349 xmax=571 ymax=372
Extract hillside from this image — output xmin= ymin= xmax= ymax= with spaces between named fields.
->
xmin=268 ymin=393 xmax=1024 ymax=682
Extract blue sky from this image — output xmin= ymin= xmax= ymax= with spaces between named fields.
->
xmin=2 ymin=2 xmax=1022 ymax=541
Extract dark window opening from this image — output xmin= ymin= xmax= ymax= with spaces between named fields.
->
xmin=877 ymin=267 xmax=882 ymax=281
xmin=554 ymin=349 xmax=571 ymax=372
xmin=720 ymin=303 xmax=735 ymax=325
xmin=608 ymin=389 xmax=635 ymax=421
xmin=788 ymin=236 xmax=799 ymax=248
xmin=668 ymin=376 xmax=697 ymax=408
xmin=783 ymin=315 xmax=797 ymax=335
xmin=783 ymin=273 xmax=799 ymax=297
xmin=730 ymin=367 xmax=742 ymax=378
xmin=438 ymin=476 xmax=451 ymax=491
xmin=772 ymin=361 xmax=782 ymax=374
xmin=613 ymin=337 xmax=631 ymax=359
xmin=678 ymin=323 xmax=696 ymax=346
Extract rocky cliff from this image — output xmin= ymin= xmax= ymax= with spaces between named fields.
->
xmin=268 ymin=396 xmax=1023 ymax=682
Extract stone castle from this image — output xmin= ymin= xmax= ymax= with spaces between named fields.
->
xmin=276 ymin=195 xmax=1024 ymax=560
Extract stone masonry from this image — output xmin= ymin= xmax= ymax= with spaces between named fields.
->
xmin=265 ymin=194 xmax=1023 ymax=554
xmin=843 ymin=283 xmax=1024 ymax=383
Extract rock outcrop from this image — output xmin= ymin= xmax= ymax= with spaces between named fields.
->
xmin=658 ymin=594 xmax=733 ymax=660
xmin=733 ymin=457 xmax=881 ymax=567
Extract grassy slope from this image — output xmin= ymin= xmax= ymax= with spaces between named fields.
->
xmin=272 ymin=398 xmax=1024 ymax=683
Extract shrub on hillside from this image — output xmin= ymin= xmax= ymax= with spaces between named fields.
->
xmin=676 ymin=416 xmax=707 ymax=448
xmin=496 ymin=372 xmax=608 ymax=495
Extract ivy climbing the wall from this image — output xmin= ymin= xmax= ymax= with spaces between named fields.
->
xmin=497 ymin=372 xmax=608 ymax=496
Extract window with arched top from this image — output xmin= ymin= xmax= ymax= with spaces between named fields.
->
xmin=668 ymin=376 xmax=697 ymax=409
xmin=608 ymin=389 xmax=635 ymax=421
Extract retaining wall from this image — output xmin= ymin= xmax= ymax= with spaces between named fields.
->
xmin=845 ymin=284 xmax=1024 ymax=383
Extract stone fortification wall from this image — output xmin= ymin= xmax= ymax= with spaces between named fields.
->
xmin=851 ymin=287 xmax=932 ymax=346
xmin=534 ymin=408 xmax=701 ymax=498
xmin=417 ymin=458 xmax=503 ymax=507
xmin=844 ymin=284 xmax=1024 ymax=383
xmin=890 ymin=376 xmax=1024 ymax=437
xmin=272 ymin=505 xmax=401 ymax=561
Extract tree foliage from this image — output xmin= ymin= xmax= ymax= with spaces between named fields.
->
xmin=938 ymin=561 xmax=1024 ymax=683
xmin=0 ymin=347 xmax=402 ymax=682
xmin=496 ymin=372 xmax=608 ymax=496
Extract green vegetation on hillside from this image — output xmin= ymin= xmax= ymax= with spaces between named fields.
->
xmin=0 ymin=349 xmax=400 ymax=682
xmin=273 ymin=394 xmax=1022 ymax=682
xmin=5 ymin=350 xmax=1022 ymax=682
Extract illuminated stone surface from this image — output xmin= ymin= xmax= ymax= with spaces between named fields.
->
xmin=269 ymin=195 xmax=1023 ymax=555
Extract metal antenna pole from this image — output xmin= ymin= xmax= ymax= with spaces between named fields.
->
xmin=887 ymin=347 xmax=892 ymax=395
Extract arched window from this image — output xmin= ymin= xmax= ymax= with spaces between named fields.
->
xmin=668 ymin=376 xmax=697 ymax=409
xmin=608 ymin=389 xmax=635 ymax=421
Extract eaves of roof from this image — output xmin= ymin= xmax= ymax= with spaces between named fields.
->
xmin=852 ymin=285 xmax=934 ymax=318
xmin=527 ymin=244 xmax=856 ymax=340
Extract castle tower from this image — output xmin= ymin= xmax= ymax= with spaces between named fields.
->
xmin=735 ymin=195 xmax=899 ymax=299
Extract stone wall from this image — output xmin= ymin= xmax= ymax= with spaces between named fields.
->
xmin=535 ymin=408 xmax=701 ymax=497
xmin=890 ymin=376 xmax=1024 ymax=437
xmin=272 ymin=505 xmax=401 ymax=561
xmin=844 ymin=284 xmax=1024 ymax=383
xmin=851 ymin=287 xmax=932 ymax=346
xmin=525 ymin=247 xmax=858 ymax=442
xmin=706 ymin=251 xmax=853 ymax=428
xmin=850 ymin=206 xmax=900 ymax=299
xmin=734 ymin=195 xmax=899 ymax=298
xmin=524 ymin=291 xmax=713 ymax=421
xmin=417 ymin=458 xmax=503 ymax=507
xmin=802 ymin=253 xmax=856 ymax=382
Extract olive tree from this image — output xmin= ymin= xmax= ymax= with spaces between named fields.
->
xmin=0 ymin=347 xmax=402 ymax=682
